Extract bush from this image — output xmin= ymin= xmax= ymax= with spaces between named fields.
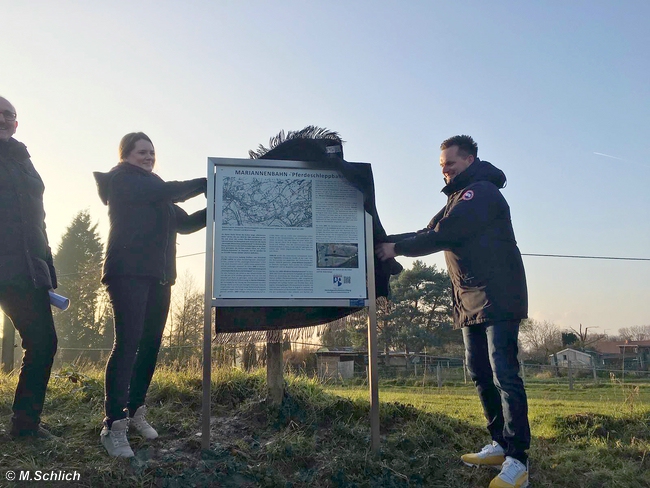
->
xmin=284 ymin=349 xmax=317 ymax=375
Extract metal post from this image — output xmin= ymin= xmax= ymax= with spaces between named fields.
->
xmin=520 ymin=361 xmax=526 ymax=384
xmin=436 ymin=362 xmax=442 ymax=389
xmin=568 ymin=359 xmax=573 ymax=391
xmin=202 ymin=160 xmax=216 ymax=450
xmin=365 ymin=213 xmax=380 ymax=454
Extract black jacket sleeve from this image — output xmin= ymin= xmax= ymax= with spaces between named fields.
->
xmin=175 ymin=206 xmax=207 ymax=234
xmin=426 ymin=206 xmax=446 ymax=230
xmin=110 ymin=172 xmax=207 ymax=204
xmin=385 ymin=232 xmax=418 ymax=243
xmin=394 ymin=182 xmax=504 ymax=257
xmin=384 ymin=206 xmax=446 ymax=244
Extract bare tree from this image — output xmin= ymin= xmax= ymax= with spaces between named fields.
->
xmin=519 ymin=319 xmax=563 ymax=362
xmin=166 ymin=271 xmax=203 ymax=362
xmin=618 ymin=325 xmax=650 ymax=341
xmin=570 ymin=323 xmax=607 ymax=350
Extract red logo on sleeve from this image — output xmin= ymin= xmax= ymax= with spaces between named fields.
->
xmin=461 ymin=190 xmax=474 ymax=200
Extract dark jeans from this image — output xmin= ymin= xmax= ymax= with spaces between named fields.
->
xmin=104 ymin=277 xmax=171 ymax=424
xmin=0 ymin=283 xmax=57 ymax=430
xmin=462 ymin=320 xmax=530 ymax=464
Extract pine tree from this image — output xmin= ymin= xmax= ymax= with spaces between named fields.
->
xmin=53 ymin=211 xmax=106 ymax=360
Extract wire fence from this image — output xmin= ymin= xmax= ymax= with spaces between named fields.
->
xmin=3 ymin=340 xmax=650 ymax=392
xmin=314 ymin=359 xmax=650 ymax=390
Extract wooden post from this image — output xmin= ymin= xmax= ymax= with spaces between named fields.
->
xmin=422 ymin=352 xmax=426 ymax=386
xmin=592 ymin=361 xmax=598 ymax=384
xmin=422 ymin=359 xmax=427 ymax=387
xmin=436 ymin=362 xmax=442 ymax=389
xmin=1 ymin=312 xmax=15 ymax=374
xmin=622 ymin=347 xmax=626 ymax=384
xmin=267 ymin=337 xmax=284 ymax=405
xmin=553 ymin=353 xmax=560 ymax=377
xmin=520 ymin=361 xmax=526 ymax=385
xmin=463 ymin=359 xmax=468 ymax=384
xmin=568 ymin=359 xmax=573 ymax=391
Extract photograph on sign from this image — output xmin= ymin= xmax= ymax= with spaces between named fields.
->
xmin=213 ymin=165 xmax=367 ymax=299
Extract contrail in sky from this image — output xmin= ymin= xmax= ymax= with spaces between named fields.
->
xmin=593 ymin=152 xmax=648 ymax=168
xmin=593 ymin=152 xmax=625 ymax=161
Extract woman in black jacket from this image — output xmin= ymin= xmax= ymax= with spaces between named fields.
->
xmin=93 ymin=132 xmax=206 ymax=457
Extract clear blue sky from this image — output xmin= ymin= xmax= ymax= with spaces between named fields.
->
xmin=3 ymin=1 xmax=649 ymax=335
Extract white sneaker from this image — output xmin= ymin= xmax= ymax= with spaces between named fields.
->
xmin=489 ymin=456 xmax=529 ymax=488
xmin=461 ymin=441 xmax=506 ymax=467
xmin=130 ymin=405 xmax=158 ymax=440
xmin=100 ymin=418 xmax=134 ymax=458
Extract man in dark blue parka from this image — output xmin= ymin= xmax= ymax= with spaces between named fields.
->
xmin=0 ymin=96 xmax=58 ymax=439
xmin=376 ymin=135 xmax=530 ymax=488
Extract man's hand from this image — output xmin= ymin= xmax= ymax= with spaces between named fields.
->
xmin=375 ymin=242 xmax=397 ymax=261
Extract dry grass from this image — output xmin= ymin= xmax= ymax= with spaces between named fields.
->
xmin=0 ymin=365 xmax=648 ymax=487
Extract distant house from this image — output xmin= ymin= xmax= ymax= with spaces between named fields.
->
xmin=314 ymin=348 xmax=463 ymax=380
xmin=589 ymin=340 xmax=650 ymax=370
xmin=315 ymin=347 xmax=365 ymax=380
xmin=550 ymin=348 xmax=594 ymax=368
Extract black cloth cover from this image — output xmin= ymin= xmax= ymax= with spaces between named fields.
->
xmin=215 ymin=138 xmax=402 ymax=334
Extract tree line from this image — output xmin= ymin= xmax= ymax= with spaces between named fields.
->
xmin=49 ymin=211 xmax=207 ymax=365
xmin=28 ymin=210 xmax=649 ymax=368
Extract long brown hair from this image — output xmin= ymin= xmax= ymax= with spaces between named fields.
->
xmin=119 ymin=132 xmax=153 ymax=161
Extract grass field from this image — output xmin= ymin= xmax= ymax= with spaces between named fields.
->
xmin=0 ymin=366 xmax=648 ymax=487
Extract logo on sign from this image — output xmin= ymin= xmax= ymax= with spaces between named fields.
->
xmin=333 ymin=275 xmax=351 ymax=287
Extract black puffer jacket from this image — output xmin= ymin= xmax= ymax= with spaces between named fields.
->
xmin=93 ymin=163 xmax=207 ymax=285
xmin=392 ymin=158 xmax=527 ymax=328
xmin=0 ymin=138 xmax=56 ymax=289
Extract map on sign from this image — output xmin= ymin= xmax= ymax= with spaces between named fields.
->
xmin=222 ymin=177 xmax=312 ymax=228
xmin=210 ymin=162 xmax=367 ymax=300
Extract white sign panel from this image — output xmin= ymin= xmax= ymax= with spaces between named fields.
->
xmin=213 ymin=164 xmax=367 ymax=299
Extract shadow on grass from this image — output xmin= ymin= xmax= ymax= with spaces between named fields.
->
xmin=0 ymin=368 xmax=498 ymax=487
xmin=2 ymin=369 xmax=649 ymax=487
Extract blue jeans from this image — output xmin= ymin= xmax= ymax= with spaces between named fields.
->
xmin=462 ymin=320 xmax=530 ymax=464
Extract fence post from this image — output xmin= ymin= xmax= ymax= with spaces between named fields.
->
xmin=1 ymin=312 xmax=15 ymax=373
xmin=436 ymin=362 xmax=442 ymax=389
xmin=568 ymin=359 xmax=573 ymax=391
xmin=463 ymin=359 xmax=468 ymax=384
xmin=622 ymin=348 xmax=626 ymax=384
xmin=592 ymin=362 xmax=598 ymax=384
xmin=422 ymin=360 xmax=427 ymax=388
xmin=520 ymin=361 xmax=526 ymax=384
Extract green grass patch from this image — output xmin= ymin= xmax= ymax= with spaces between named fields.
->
xmin=0 ymin=367 xmax=648 ymax=487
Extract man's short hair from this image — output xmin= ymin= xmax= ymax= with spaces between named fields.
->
xmin=440 ymin=135 xmax=478 ymax=158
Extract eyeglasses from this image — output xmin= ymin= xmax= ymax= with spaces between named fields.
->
xmin=1 ymin=110 xmax=17 ymax=121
